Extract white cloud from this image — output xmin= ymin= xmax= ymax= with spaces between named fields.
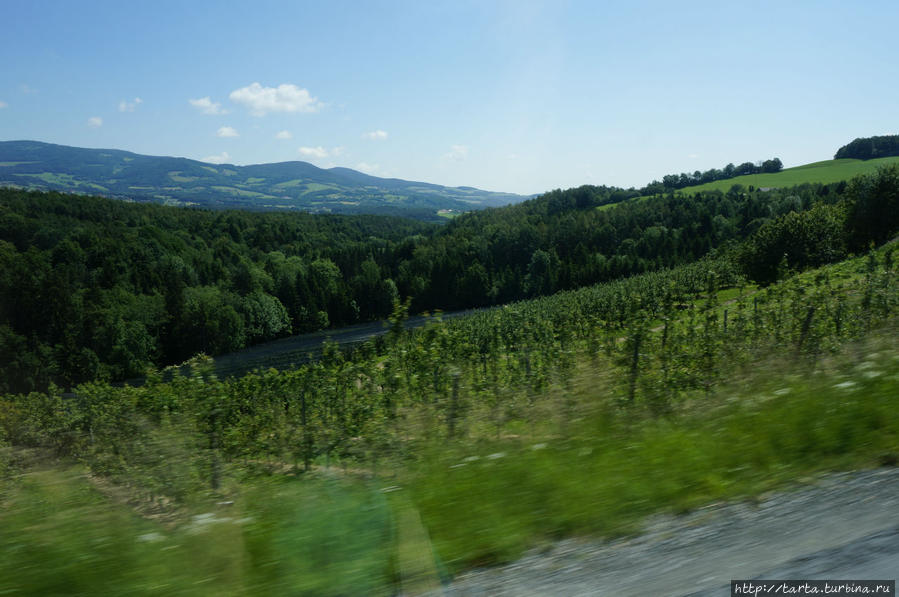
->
xmin=688 ymin=153 xmax=699 ymax=159
xmin=201 ymin=151 xmax=231 ymax=164
xmin=230 ymin=82 xmax=323 ymax=116
xmin=118 ymin=97 xmax=143 ymax=112
xmin=275 ymin=130 xmax=293 ymax=140
xmin=331 ymin=146 xmax=345 ymax=156
xmin=356 ymin=162 xmax=379 ymax=174
xmin=363 ymin=129 xmax=388 ymax=140
xmin=298 ymin=146 xmax=329 ymax=159
xmin=189 ymin=96 xmax=227 ymax=115
xmin=20 ymin=84 xmax=37 ymax=94
xmin=0 ymin=101 xmax=7 ymax=109
xmin=87 ymin=116 xmax=103 ymax=128
xmin=217 ymin=126 xmax=239 ymax=138
xmin=444 ymin=144 xmax=468 ymax=161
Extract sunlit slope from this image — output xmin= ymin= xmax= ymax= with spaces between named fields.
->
xmin=680 ymin=156 xmax=899 ymax=193
xmin=0 ymin=140 xmax=527 ymax=219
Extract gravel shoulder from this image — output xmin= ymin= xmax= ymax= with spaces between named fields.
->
xmin=438 ymin=468 xmax=899 ymax=596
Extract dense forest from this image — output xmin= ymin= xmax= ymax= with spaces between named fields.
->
xmin=1 ymin=166 xmax=897 ymax=393
xmin=834 ymin=135 xmax=899 ymax=160
xmin=0 ymin=197 xmax=434 ymax=391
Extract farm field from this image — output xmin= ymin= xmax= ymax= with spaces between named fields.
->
xmin=2 ymin=237 xmax=898 ymax=594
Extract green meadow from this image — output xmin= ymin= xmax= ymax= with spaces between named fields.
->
xmin=680 ymin=156 xmax=899 ymax=193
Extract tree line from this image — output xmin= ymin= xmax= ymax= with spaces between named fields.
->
xmin=639 ymin=157 xmax=783 ymax=194
xmin=834 ymin=135 xmax=899 ymax=160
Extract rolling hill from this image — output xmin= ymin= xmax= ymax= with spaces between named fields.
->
xmin=676 ymin=156 xmax=899 ymax=193
xmin=0 ymin=140 xmax=528 ymax=220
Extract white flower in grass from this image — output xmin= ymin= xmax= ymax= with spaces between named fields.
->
xmin=192 ymin=513 xmax=217 ymax=526
xmin=137 ymin=532 xmax=164 ymax=543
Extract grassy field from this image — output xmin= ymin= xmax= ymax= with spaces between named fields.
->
xmin=597 ymin=155 xmax=899 ymax=212
xmin=210 ymin=185 xmax=278 ymax=199
xmin=0 ymin=467 xmax=397 ymax=595
xmin=679 ymin=156 xmax=899 ymax=193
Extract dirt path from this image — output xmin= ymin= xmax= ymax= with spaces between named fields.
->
xmin=436 ymin=467 xmax=899 ymax=596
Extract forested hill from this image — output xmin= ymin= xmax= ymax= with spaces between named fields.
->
xmin=400 ymin=180 xmax=845 ymax=311
xmin=3 ymin=163 xmax=898 ymax=393
xmin=0 ymin=191 xmax=436 ymax=391
xmin=0 ymin=140 xmax=527 ymax=220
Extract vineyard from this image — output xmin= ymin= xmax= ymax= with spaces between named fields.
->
xmin=2 ymin=238 xmax=898 ymax=593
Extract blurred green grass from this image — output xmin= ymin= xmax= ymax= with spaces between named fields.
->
xmin=0 ymin=471 xmax=396 ymax=596
xmin=3 ymin=332 xmax=897 ymax=591
xmin=406 ymin=334 xmax=899 ymax=571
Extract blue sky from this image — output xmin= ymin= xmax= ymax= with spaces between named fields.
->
xmin=1 ymin=0 xmax=897 ymax=195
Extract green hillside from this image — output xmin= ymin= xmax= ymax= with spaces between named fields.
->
xmin=3 ymin=242 xmax=898 ymax=593
xmin=679 ymin=156 xmax=899 ymax=193
xmin=0 ymin=140 xmax=528 ymax=221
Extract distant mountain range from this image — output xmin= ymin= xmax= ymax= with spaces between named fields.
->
xmin=0 ymin=141 xmax=529 ymax=219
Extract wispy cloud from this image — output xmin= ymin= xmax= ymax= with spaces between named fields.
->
xmin=298 ymin=146 xmax=330 ymax=159
xmin=118 ymin=97 xmax=143 ymax=112
xmin=217 ymin=126 xmax=239 ymax=138
xmin=356 ymin=162 xmax=379 ymax=174
xmin=189 ymin=96 xmax=227 ymax=115
xmin=230 ymin=82 xmax=323 ymax=116
xmin=87 ymin=116 xmax=103 ymax=128
xmin=275 ymin=130 xmax=292 ymax=140
xmin=20 ymin=84 xmax=37 ymax=95
xmin=201 ymin=151 xmax=231 ymax=164
xmin=0 ymin=101 xmax=7 ymax=109
xmin=444 ymin=144 xmax=468 ymax=161
xmin=363 ymin=129 xmax=388 ymax=140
